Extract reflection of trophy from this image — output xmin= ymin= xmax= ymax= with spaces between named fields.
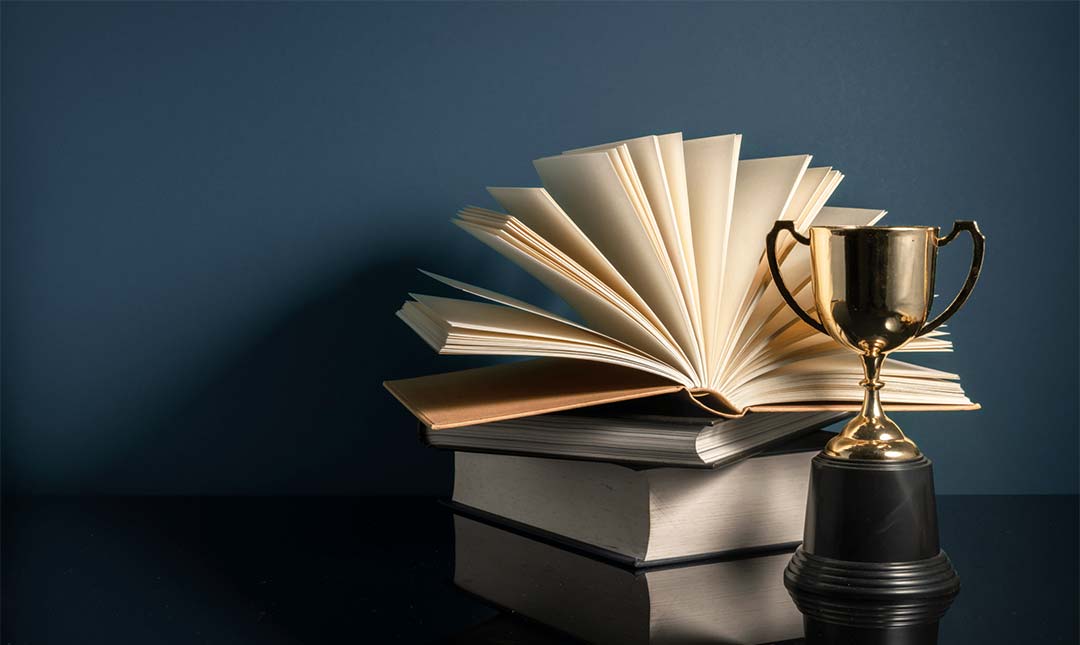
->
xmin=766 ymin=221 xmax=985 ymax=611
xmin=792 ymin=586 xmax=956 ymax=645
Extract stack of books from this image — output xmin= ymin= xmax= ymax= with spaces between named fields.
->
xmin=436 ymin=406 xmax=838 ymax=644
xmin=384 ymin=131 xmax=975 ymax=642
xmin=430 ymin=401 xmax=842 ymax=567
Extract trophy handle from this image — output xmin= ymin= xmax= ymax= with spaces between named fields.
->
xmin=766 ymin=220 xmax=827 ymax=335
xmin=918 ymin=220 xmax=986 ymax=336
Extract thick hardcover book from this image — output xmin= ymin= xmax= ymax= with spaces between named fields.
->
xmin=385 ymin=131 xmax=977 ymax=429
xmin=449 ymin=431 xmax=833 ymax=567
xmin=453 ymin=514 xmax=804 ymax=644
xmin=421 ymin=402 xmax=845 ymax=468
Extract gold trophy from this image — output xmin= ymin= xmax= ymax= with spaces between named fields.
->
xmin=766 ymin=221 xmax=985 ymax=461
xmin=766 ymin=220 xmax=985 ymax=630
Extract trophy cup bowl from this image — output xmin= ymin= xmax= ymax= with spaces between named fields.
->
xmin=766 ymin=219 xmax=984 ymax=621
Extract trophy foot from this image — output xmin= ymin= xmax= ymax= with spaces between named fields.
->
xmin=788 ymin=548 xmax=957 ymax=645
xmin=824 ymin=414 xmax=922 ymax=461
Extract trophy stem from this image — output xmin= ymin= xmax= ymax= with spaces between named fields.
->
xmin=858 ymin=351 xmax=886 ymax=421
xmin=824 ymin=349 xmax=921 ymax=461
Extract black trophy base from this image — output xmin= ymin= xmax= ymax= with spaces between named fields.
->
xmin=785 ymin=453 xmax=960 ymax=629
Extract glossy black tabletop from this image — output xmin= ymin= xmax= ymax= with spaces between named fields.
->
xmin=3 ymin=495 xmax=1077 ymax=644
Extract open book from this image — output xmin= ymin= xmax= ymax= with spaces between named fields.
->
xmin=386 ymin=132 xmax=976 ymax=429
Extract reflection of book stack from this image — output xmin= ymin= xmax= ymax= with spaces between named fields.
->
xmin=453 ymin=514 xmax=804 ymax=645
xmin=442 ymin=407 xmax=837 ymax=565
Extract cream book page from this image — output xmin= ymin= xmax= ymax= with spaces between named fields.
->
xmin=458 ymin=207 xmax=680 ymax=357
xmin=786 ymin=167 xmax=833 ymax=229
xmin=794 ymin=170 xmax=844 ymax=231
xmin=711 ymin=154 xmax=810 ymax=385
xmin=534 ymin=152 xmax=702 ymax=382
xmin=683 ymin=134 xmax=741 ymax=379
xmin=485 ymin=187 xmax=667 ymax=336
xmin=563 ymin=135 xmax=705 ymax=378
xmin=713 ymin=166 xmax=841 ymax=375
xmin=398 ymin=294 xmax=689 ymax=383
xmin=655 ymin=133 xmax=698 ymax=305
xmin=730 ymin=354 xmax=971 ymax=409
xmin=452 ymin=218 xmax=691 ymax=374
xmin=418 ymin=270 xmax=644 ymax=350
xmin=724 ymin=325 xmax=952 ymax=394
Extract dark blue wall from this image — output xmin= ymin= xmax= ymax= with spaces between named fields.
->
xmin=3 ymin=2 xmax=1076 ymax=494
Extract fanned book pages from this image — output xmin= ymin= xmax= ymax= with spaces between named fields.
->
xmin=386 ymin=132 xmax=977 ymax=429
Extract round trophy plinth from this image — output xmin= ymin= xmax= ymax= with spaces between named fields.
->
xmin=784 ymin=453 xmax=960 ymax=632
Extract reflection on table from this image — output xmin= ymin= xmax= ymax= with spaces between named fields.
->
xmin=450 ymin=512 xmax=958 ymax=644
xmin=2 ymin=496 xmax=1076 ymax=643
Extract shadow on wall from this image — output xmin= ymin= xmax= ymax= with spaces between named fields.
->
xmin=93 ymin=255 xmax=493 ymax=495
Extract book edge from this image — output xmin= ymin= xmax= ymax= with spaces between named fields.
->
xmin=424 ymin=421 xmax=842 ymax=470
xmin=444 ymin=501 xmax=803 ymax=571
